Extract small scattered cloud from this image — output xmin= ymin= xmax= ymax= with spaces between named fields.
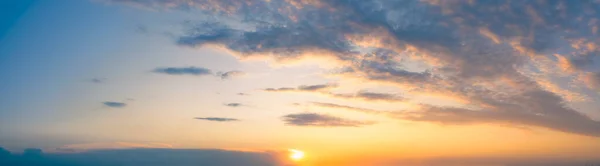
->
xmin=218 ymin=70 xmax=245 ymax=79
xmin=90 ymin=78 xmax=106 ymax=84
xmin=103 ymin=101 xmax=126 ymax=108
xmin=297 ymin=84 xmax=337 ymax=91
xmin=224 ymin=103 xmax=242 ymax=107
xmin=311 ymin=102 xmax=388 ymax=115
xmin=195 ymin=117 xmax=239 ymax=122
xmin=282 ymin=113 xmax=375 ymax=127
xmin=237 ymin=93 xmax=249 ymax=96
xmin=331 ymin=91 xmax=404 ymax=102
xmin=153 ymin=67 xmax=213 ymax=76
xmin=153 ymin=67 xmax=245 ymax=80
xmin=264 ymin=83 xmax=337 ymax=92
xmin=135 ymin=25 xmax=148 ymax=34
xmin=264 ymin=87 xmax=295 ymax=92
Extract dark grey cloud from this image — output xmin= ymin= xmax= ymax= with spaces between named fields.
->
xmin=108 ymin=0 xmax=600 ymax=137
xmin=0 ymin=147 xmax=289 ymax=166
xmin=103 ymin=101 xmax=126 ymax=108
xmin=153 ymin=67 xmax=212 ymax=76
xmin=218 ymin=71 xmax=244 ymax=79
xmin=195 ymin=117 xmax=239 ymax=122
xmin=282 ymin=113 xmax=374 ymax=127
xmin=224 ymin=103 xmax=242 ymax=107
xmin=237 ymin=93 xmax=248 ymax=96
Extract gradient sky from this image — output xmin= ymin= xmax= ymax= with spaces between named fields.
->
xmin=2 ymin=0 xmax=600 ymax=166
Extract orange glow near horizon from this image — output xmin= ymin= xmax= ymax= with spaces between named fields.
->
xmin=289 ymin=149 xmax=305 ymax=161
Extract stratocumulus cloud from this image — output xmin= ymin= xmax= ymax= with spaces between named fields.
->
xmin=108 ymin=0 xmax=600 ymax=137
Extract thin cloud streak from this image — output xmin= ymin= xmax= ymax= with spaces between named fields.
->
xmin=195 ymin=117 xmax=239 ymax=122
xmin=282 ymin=113 xmax=375 ymax=127
xmin=103 ymin=101 xmax=126 ymax=108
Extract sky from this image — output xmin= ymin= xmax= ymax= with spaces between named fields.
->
xmin=1 ymin=0 xmax=600 ymax=165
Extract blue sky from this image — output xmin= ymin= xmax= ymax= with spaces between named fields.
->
xmin=2 ymin=0 xmax=600 ymax=166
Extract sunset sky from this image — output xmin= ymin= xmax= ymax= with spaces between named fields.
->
xmin=1 ymin=0 xmax=600 ymax=166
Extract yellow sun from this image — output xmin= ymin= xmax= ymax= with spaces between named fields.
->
xmin=288 ymin=149 xmax=305 ymax=161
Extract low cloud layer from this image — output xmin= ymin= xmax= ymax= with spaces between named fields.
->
xmin=102 ymin=101 xmax=126 ymax=108
xmin=0 ymin=147 xmax=288 ymax=166
xmin=282 ymin=113 xmax=374 ymax=127
xmin=195 ymin=117 xmax=239 ymax=122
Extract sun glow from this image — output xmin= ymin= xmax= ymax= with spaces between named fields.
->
xmin=288 ymin=149 xmax=305 ymax=161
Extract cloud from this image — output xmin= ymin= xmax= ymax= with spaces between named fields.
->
xmin=0 ymin=146 xmax=290 ymax=166
xmin=224 ymin=103 xmax=242 ymax=107
xmin=311 ymin=102 xmax=389 ymax=115
xmin=391 ymin=90 xmax=600 ymax=137
xmin=153 ymin=67 xmax=213 ymax=76
xmin=282 ymin=113 xmax=375 ymax=127
xmin=90 ymin=78 xmax=106 ymax=83
xmin=103 ymin=101 xmax=126 ymax=108
xmin=195 ymin=117 xmax=239 ymax=122
xmin=218 ymin=70 xmax=245 ymax=79
xmin=264 ymin=83 xmax=336 ymax=92
xmin=154 ymin=67 xmax=245 ymax=79
xmin=264 ymin=87 xmax=295 ymax=92
xmin=107 ymin=0 xmax=600 ymax=137
xmin=297 ymin=84 xmax=337 ymax=91
xmin=331 ymin=91 xmax=404 ymax=102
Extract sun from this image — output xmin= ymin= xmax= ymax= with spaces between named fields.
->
xmin=288 ymin=149 xmax=305 ymax=161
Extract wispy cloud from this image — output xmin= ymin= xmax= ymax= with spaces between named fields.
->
xmin=330 ymin=91 xmax=404 ymax=102
xmin=153 ymin=67 xmax=245 ymax=80
xmin=195 ymin=117 xmax=239 ymax=122
xmin=311 ymin=102 xmax=389 ymax=115
xmin=90 ymin=78 xmax=106 ymax=84
xmin=282 ymin=113 xmax=375 ymax=127
xmin=103 ymin=101 xmax=126 ymax=108
xmin=264 ymin=83 xmax=337 ymax=92
xmin=218 ymin=71 xmax=245 ymax=79
xmin=153 ymin=67 xmax=213 ymax=76
xmin=224 ymin=103 xmax=242 ymax=107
